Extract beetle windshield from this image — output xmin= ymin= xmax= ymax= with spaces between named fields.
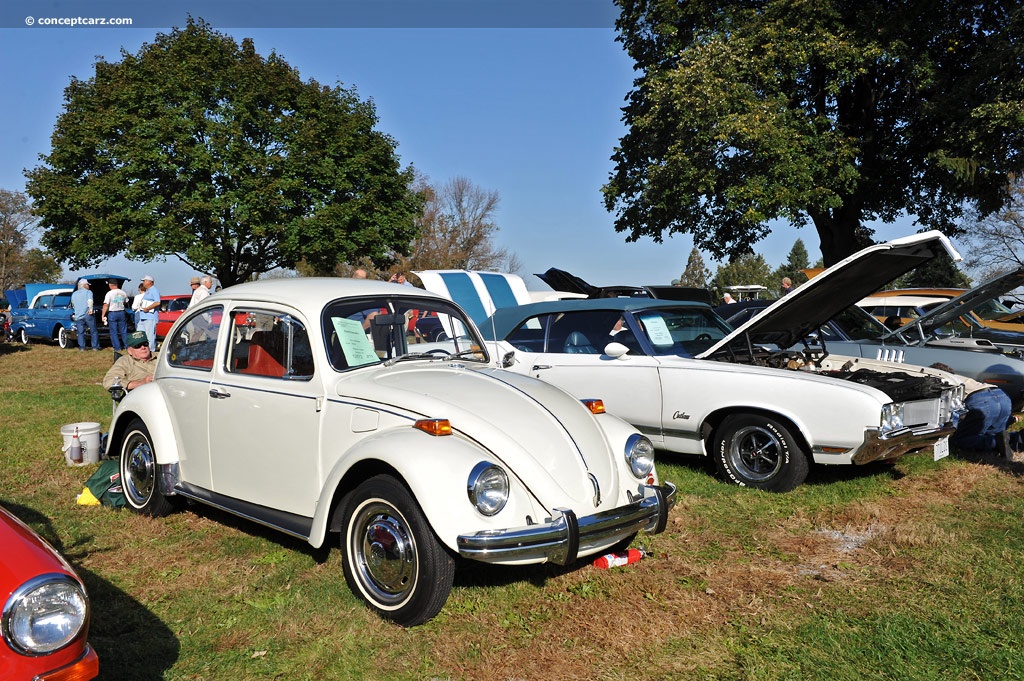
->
xmin=321 ymin=296 xmax=488 ymax=371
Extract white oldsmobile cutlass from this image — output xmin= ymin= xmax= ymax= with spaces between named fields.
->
xmin=105 ymin=278 xmax=675 ymax=626
xmin=418 ymin=232 xmax=968 ymax=494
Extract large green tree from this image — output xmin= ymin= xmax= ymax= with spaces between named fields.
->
xmin=604 ymin=0 xmax=1024 ymax=266
xmin=27 ymin=19 xmax=422 ymax=286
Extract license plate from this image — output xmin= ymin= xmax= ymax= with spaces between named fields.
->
xmin=933 ymin=436 xmax=950 ymax=461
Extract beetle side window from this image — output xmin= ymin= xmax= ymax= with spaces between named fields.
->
xmin=166 ymin=305 xmax=224 ymax=371
xmin=225 ymin=310 xmax=313 ymax=380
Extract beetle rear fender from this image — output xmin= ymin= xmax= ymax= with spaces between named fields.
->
xmin=310 ymin=427 xmax=545 ymax=552
xmin=107 ymin=386 xmax=183 ymax=465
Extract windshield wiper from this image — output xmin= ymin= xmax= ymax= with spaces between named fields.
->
xmin=383 ymin=348 xmax=482 ymax=366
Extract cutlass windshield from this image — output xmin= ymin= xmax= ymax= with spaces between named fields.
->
xmin=634 ymin=308 xmax=732 ymax=357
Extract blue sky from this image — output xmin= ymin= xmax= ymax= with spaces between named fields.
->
xmin=0 ymin=1 xmax=919 ymax=293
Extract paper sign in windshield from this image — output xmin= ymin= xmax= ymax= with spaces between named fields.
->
xmin=639 ymin=314 xmax=673 ymax=346
xmin=332 ymin=317 xmax=379 ymax=366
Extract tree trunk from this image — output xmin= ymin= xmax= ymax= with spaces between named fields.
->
xmin=810 ymin=209 xmax=865 ymax=267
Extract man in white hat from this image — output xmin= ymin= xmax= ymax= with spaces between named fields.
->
xmin=188 ymin=275 xmax=212 ymax=308
xmin=136 ymin=275 xmax=161 ymax=351
xmin=71 ymin=279 xmax=99 ymax=351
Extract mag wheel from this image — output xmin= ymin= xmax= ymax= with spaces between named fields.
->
xmin=340 ymin=475 xmax=454 ymax=626
xmin=714 ymin=413 xmax=808 ymax=492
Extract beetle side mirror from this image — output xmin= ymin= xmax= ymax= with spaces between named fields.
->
xmin=603 ymin=342 xmax=631 ymax=359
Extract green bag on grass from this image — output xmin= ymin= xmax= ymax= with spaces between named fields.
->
xmin=84 ymin=459 xmax=126 ymax=509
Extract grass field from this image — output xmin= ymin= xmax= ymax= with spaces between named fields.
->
xmin=2 ymin=342 xmax=1023 ymax=680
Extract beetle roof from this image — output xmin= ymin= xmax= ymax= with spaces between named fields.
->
xmin=203 ymin=277 xmax=448 ymax=313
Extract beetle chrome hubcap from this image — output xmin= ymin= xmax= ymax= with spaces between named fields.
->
xmin=352 ymin=501 xmax=417 ymax=603
xmin=729 ymin=425 xmax=783 ymax=482
xmin=125 ymin=438 xmax=155 ymax=504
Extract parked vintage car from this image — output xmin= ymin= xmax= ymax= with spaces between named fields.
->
xmin=9 ymin=274 xmax=132 ymax=348
xmin=856 ymin=294 xmax=948 ymax=327
xmin=0 ymin=504 xmax=98 ymax=680
xmin=105 ymin=278 xmax=675 ymax=626
xmin=419 ymin=233 xmax=967 ymax=493
xmin=155 ymin=294 xmax=192 ymax=339
xmin=859 ymin=270 xmax=1024 ymax=351
xmin=718 ymin=299 xmax=1024 ymax=408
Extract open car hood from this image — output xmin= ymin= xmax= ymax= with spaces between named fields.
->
xmin=536 ymin=267 xmax=713 ymax=303
xmin=895 ymin=267 xmax=1024 ymax=335
xmin=698 ymin=231 xmax=961 ymax=357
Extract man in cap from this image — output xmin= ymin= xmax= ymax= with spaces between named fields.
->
xmin=103 ymin=330 xmax=159 ymax=392
xmin=101 ymin=279 xmax=129 ymax=351
xmin=71 ymin=279 xmax=99 ymax=351
xmin=188 ymin=275 xmax=212 ymax=308
xmin=136 ymin=275 xmax=161 ymax=351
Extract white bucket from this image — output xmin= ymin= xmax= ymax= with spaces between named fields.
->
xmin=61 ymin=422 xmax=102 ymax=466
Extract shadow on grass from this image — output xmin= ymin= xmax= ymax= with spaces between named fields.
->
xmin=2 ymin=500 xmax=179 ymax=681
xmin=0 ymin=342 xmax=31 ymax=357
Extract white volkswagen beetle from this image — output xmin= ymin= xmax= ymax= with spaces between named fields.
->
xmin=105 ymin=278 xmax=675 ymax=626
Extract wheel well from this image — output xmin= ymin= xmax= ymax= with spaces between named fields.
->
xmin=327 ymin=460 xmax=410 ymax=534
xmin=53 ymin=325 xmax=64 ymax=340
xmin=701 ymin=407 xmax=811 ymax=458
xmin=107 ymin=409 xmax=143 ymax=458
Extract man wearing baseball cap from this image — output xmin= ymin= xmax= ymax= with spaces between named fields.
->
xmin=136 ymin=275 xmax=161 ymax=351
xmin=103 ymin=331 xmax=158 ymax=392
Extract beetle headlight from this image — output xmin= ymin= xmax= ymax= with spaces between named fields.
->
xmin=3 ymin=574 xmax=89 ymax=655
xmin=625 ymin=434 xmax=656 ymax=478
xmin=880 ymin=402 xmax=905 ymax=434
xmin=467 ymin=462 xmax=509 ymax=516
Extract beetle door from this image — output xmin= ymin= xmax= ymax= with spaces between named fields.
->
xmin=207 ymin=309 xmax=321 ymax=518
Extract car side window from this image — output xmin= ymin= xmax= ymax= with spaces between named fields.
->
xmin=226 ymin=310 xmax=314 ymax=380
xmin=506 ymin=314 xmax=551 ymax=353
xmin=547 ymin=310 xmax=624 ymax=355
xmin=54 ymin=293 xmax=73 ymax=308
xmin=166 ymin=305 xmax=224 ymax=371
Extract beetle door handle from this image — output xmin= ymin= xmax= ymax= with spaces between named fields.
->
xmin=209 ymin=388 xmax=231 ymax=399
xmin=532 ymin=364 xmax=552 ymax=371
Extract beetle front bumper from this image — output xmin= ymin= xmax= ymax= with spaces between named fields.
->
xmin=456 ymin=482 xmax=676 ymax=566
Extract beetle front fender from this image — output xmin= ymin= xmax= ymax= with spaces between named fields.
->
xmin=309 ymin=427 xmax=545 ymax=552
xmin=106 ymin=383 xmax=183 ymax=465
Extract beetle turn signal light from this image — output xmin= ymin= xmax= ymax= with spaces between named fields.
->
xmin=414 ymin=419 xmax=452 ymax=436
xmin=581 ymin=399 xmax=605 ymax=415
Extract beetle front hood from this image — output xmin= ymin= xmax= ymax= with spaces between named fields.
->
xmin=338 ymin=363 xmax=620 ymax=512
xmin=699 ymin=231 xmax=961 ymax=357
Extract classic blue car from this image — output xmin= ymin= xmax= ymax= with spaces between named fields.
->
xmin=10 ymin=274 xmax=131 ymax=348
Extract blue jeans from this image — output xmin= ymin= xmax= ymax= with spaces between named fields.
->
xmin=107 ymin=310 xmax=127 ymax=350
xmin=75 ymin=314 xmax=98 ymax=349
xmin=138 ymin=317 xmax=158 ymax=351
xmin=951 ymin=388 xmax=1012 ymax=452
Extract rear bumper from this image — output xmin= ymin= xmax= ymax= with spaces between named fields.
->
xmin=456 ymin=482 xmax=676 ymax=566
xmin=852 ymin=423 xmax=957 ymax=465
